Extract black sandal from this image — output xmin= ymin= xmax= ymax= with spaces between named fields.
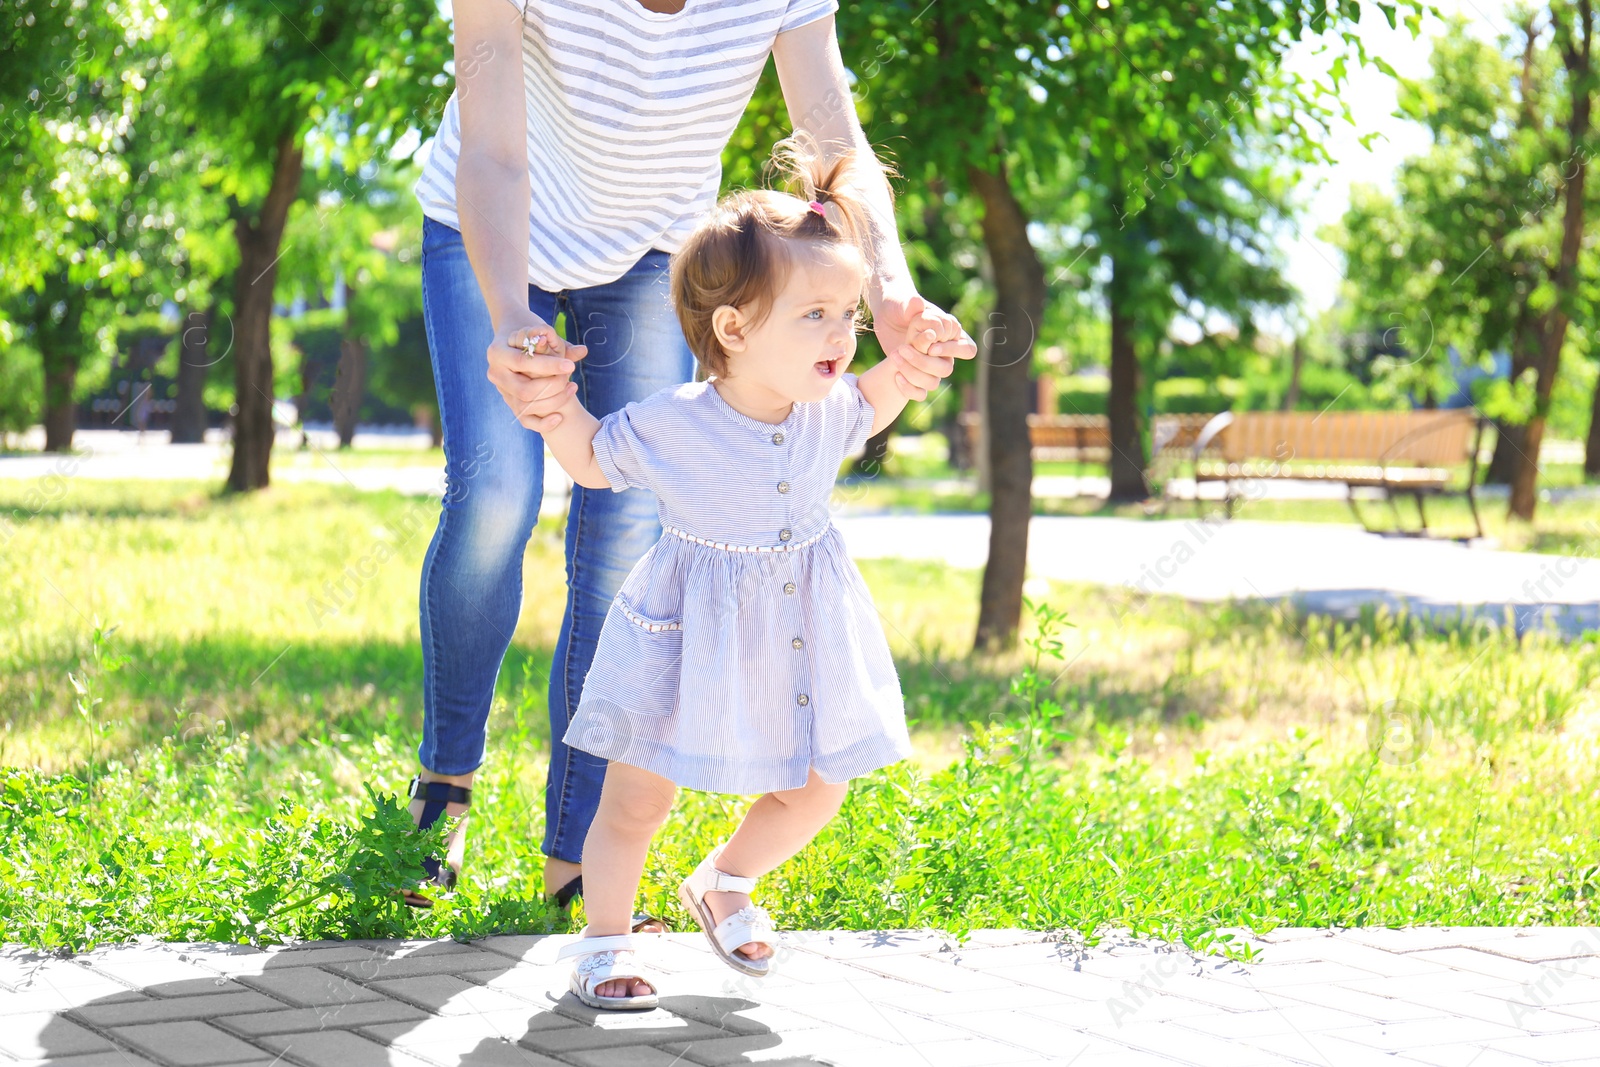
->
xmin=549 ymin=874 xmax=668 ymax=934
xmin=402 ymin=775 xmax=472 ymax=909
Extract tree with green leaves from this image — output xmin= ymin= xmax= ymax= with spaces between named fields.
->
xmin=277 ymin=159 xmax=425 ymax=448
xmin=0 ymin=0 xmax=92 ymax=298
xmin=721 ymin=66 xmax=988 ymax=476
xmin=367 ymin=314 xmax=440 ymax=445
xmin=835 ymin=0 xmax=1382 ymax=647
xmin=3 ymin=0 xmax=233 ymax=451
xmin=2 ymin=0 xmax=151 ymax=450
xmin=1586 ymin=279 xmax=1600 ymax=479
xmin=161 ymin=0 xmax=450 ymax=489
xmin=1513 ymin=0 xmax=1596 ymax=519
xmin=1338 ymin=8 xmax=1597 ymax=520
xmin=1339 ymin=19 xmax=1539 ymax=479
xmin=1057 ymin=1 xmax=1348 ymax=502
xmin=1086 ymin=133 xmax=1300 ymax=501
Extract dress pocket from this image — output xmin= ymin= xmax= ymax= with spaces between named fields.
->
xmin=587 ymin=595 xmax=683 ymax=717
xmin=616 ymin=595 xmax=683 ymax=633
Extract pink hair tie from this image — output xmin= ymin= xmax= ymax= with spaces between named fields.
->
xmin=808 ymin=200 xmax=826 ymax=216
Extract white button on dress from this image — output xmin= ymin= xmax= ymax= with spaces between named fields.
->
xmin=565 ymin=372 xmax=910 ymax=795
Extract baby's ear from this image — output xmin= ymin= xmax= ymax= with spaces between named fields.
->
xmin=712 ymin=305 xmax=747 ymax=353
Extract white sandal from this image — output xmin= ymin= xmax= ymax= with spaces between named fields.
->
xmin=676 ymin=845 xmax=779 ymax=978
xmin=557 ymin=934 xmax=660 ymax=1011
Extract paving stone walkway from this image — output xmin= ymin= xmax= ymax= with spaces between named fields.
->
xmin=5 ymin=927 xmax=1600 ymax=1067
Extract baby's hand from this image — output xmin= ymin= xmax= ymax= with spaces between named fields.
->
xmin=887 ymin=338 xmax=956 ymax=402
xmin=494 ymin=326 xmax=586 ymax=431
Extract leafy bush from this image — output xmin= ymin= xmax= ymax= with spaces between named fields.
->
xmin=0 ymin=337 xmax=42 ymax=438
xmin=1046 ymin=376 xmax=1238 ymax=417
xmin=3 ymin=483 xmax=1596 ymax=953
xmin=4 ymin=603 xmax=1597 ymax=953
xmin=1052 ymin=375 xmax=1109 ymax=415
xmin=1154 ymin=376 xmax=1236 ymax=414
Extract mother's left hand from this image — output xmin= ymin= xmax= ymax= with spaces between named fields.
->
xmin=873 ymin=293 xmax=976 ymax=401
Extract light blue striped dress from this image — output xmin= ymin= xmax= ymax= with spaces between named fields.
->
xmin=562 ymin=372 xmax=911 ymax=794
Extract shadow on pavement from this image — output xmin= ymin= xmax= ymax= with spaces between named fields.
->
xmin=12 ymin=936 xmax=830 ymax=1067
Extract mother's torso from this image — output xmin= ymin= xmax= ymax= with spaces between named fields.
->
xmin=413 ymin=0 xmax=839 ymax=292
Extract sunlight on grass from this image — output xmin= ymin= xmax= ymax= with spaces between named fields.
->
xmin=2 ymin=479 xmax=1598 ymax=950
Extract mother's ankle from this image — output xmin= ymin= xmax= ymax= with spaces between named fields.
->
xmin=419 ymin=767 xmax=475 ymax=787
xmin=544 ymin=856 xmax=582 ymax=894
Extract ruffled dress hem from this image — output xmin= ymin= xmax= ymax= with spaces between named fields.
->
xmin=562 ymin=700 xmax=911 ymax=795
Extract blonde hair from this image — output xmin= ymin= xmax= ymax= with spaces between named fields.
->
xmin=670 ymin=134 xmax=888 ymax=379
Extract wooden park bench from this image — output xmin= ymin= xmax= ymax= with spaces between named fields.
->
xmin=958 ymin=412 xmax=1214 ymax=464
xmin=1174 ymin=409 xmax=1488 ymax=540
xmin=958 ymin=412 xmax=1110 ymax=462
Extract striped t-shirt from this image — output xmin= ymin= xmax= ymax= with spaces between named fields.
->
xmin=413 ymin=0 xmax=840 ymax=292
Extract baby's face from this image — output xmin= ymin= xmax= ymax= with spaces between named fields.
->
xmin=728 ymin=242 xmax=866 ymax=404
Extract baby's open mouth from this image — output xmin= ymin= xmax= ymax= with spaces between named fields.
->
xmin=815 ymin=358 xmax=840 ymax=378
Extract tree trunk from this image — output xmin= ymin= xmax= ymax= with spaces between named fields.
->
xmin=171 ymin=308 xmax=212 ymax=444
xmin=331 ymin=335 xmax=368 ymax=449
xmin=1283 ymin=337 xmax=1305 ymax=411
xmin=42 ymin=358 xmax=77 ymax=453
xmin=968 ymin=162 xmax=1046 ymax=651
xmin=1107 ymin=253 xmax=1149 ymax=500
xmin=292 ymin=345 xmax=315 ymax=450
xmin=226 ymin=133 xmax=303 ymax=492
xmin=1486 ymin=311 xmax=1541 ymax=484
xmin=1509 ymin=2 xmax=1591 ymax=521
xmin=414 ymin=404 xmax=443 ymax=448
xmin=1497 ymin=16 xmax=1542 ymax=488
xmin=1510 ymin=336 xmax=1559 ymax=521
xmin=1494 ymin=17 xmax=1548 ymax=480
xmin=974 ymin=340 xmax=992 ymax=496
xmin=1487 ymin=419 xmax=1530 ymax=485
xmin=129 ymin=333 xmax=168 ymax=435
xmin=1585 ymin=372 xmax=1600 ymax=479
xmin=35 ymin=269 xmax=86 ymax=453
xmin=949 ymin=382 xmax=976 ymax=471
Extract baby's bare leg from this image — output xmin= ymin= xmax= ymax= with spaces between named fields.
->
xmin=710 ymin=769 xmax=848 ymax=961
xmin=580 ymin=761 xmax=677 ymax=998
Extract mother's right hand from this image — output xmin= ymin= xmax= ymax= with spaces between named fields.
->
xmin=486 ymin=318 xmax=588 ymax=433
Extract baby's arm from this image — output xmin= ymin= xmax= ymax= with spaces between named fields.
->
xmin=859 ymin=338 xmax=944 ymax=437
xmin=855 ymin=359 xmax=912 ymax=439
xmin=856 ymin=331 xmax=962 ymax=437
xmin=541 ymin=394 xmax=613 ymax=490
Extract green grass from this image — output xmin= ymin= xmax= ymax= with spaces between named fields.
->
xmin=2 ymin=480 xmax=1598 ymax=952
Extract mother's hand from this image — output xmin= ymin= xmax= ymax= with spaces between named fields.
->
xmin=487 ymin=318 xmax=588 ymax=432
xmin=873 ymin=293 xmax=976 ymax=401
xmin=873 ymin=293 xmax=974 ymax=360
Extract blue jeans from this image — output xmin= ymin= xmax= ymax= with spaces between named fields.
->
xmin=417 ymin=215 xmax=694 ymax=863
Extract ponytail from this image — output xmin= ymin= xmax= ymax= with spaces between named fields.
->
xmin=670 ymin=131 xmax=894 ymax=379
xmin=768 ymin=132 xmax=886 ymax=273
